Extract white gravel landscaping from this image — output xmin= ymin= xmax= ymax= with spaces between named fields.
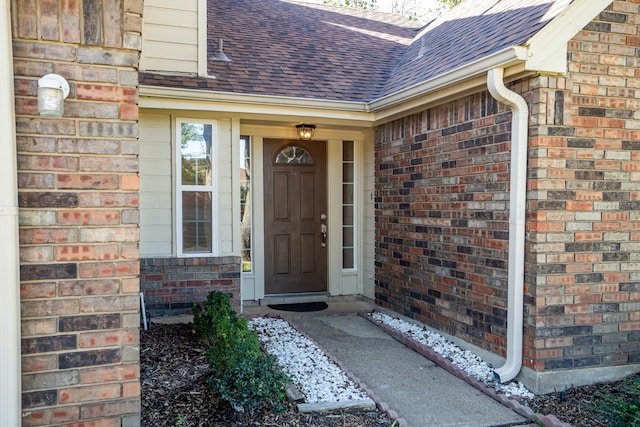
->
xmin=248 ymin=316 xmax=370 ymax=404
xmin=369 ymin=311 xmax=534 ymax=398
xmin=249 ymin=312 xmax=533 ymax=408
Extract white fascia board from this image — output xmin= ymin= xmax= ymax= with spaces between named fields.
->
xmin=139 ymin=86 xmax=374 ymax=121
xmin=370 ymin=46 xmax=528 ymax=122
xmin=525 ymin=0 xmax=613 ymax=74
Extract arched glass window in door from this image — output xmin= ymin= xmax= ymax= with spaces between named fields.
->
xmin=275 ymin=145 xmax=313 ymax=164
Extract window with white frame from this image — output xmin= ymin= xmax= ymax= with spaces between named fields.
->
xmin=176 ymin=119 xmax=217 ymax=256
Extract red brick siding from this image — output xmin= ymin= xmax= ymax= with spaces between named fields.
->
xmin=13 ymin=0 xmax=142 ymax=425
xmin=375 ymin=91 xmax=513 ymax=356
xmin=140 ymin=256 xmax=242 ymax=318
xmin=525 ymin=2 xmax=640 ymax=372
xmin=375 ymin=0 xmax=640 ymax=374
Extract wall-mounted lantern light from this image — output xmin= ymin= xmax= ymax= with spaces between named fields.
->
xmin=296 ymin=124 xmax=316 ymax=140
xmin=37 ymin=74 xmax=70 ymax=118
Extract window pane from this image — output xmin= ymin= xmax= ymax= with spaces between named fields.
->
xmin=343 ymin=183 xmax=354 ymax=205
xmin=343 ymin=141 xmax=354 ymax=161
xmin=182 ymin=191 xmax=212 ymax=252
xmin=343 ymin=162 xmax=354 ymax=182
xmin=343 ymin=205 xmax=354 ymax=226
xmin=275 ymin=145 xmax=313 ymax=164
xmin=343 ymin=248 xmax=354 ymax=269
xmin=181 ymin=123 xmax=212 ymax=186
xmin=343 ymin=226 xmax=354 ymax=246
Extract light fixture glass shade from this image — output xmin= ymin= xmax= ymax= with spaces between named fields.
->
xmin=296 ymin=124 xmax=316 ymax=140
xmin=37 ymin=74 xmax=70 ymax=118
xmin=38 ymin=86 xmax=64 ymax=118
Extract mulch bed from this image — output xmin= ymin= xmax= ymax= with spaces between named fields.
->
xmin=140 ymin=323 xmax=390 ymax=427
xmin=141 ymin=322 xmax=636 ymax=427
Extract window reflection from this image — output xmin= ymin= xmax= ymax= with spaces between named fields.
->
xmin=181 ymin=123 xmax=212 ymax=186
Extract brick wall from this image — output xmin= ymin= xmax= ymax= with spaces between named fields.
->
xmin=525 ymin=2 xmax=640 ymax=373
xmin=140 ymin=256 xmax=241 ymax=318
xmin=375 ymin=0 xmax=640 ymax=379
xmin=13 ymin=1 xmax=143 ymax=425
xmin=374 ymin=91 xmax=512 ymax=356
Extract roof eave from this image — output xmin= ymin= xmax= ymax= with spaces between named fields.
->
xmin=370 ymin=45 xmax=529 ymax=124
xmin=139 ymin=86 xmax=374 ymax=121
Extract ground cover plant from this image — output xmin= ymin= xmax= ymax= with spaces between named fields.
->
xmin=586 ymin=374 xmax=640 ymax=426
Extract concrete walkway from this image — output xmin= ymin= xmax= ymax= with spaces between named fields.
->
xmin=244 ymin=299 xmax=536 ymax=427
xmin=290 ymin=314 xmax=531 ymax=427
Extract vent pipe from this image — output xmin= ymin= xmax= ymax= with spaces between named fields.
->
xmin=212 ymin=38 xmax=231 ymax=62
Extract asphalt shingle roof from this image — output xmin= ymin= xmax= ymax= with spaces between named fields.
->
xmin=383 ymin=0 xmax=572 ymax=96
xmin=140 ymin=0 xmax=574 ymax=102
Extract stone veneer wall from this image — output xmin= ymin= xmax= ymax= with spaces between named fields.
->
xmin=140 ymin=256 xmax=241 ymax=318
xmin=13 ymin=1 xmax=143 ymax=425
xmin=375 ymin=0 xmax=640 ymax=388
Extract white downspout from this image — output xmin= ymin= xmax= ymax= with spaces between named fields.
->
xmin=0 ymin=1 xmax=22 ymax=425
xmin=487 ymin=67 xmax=528 ymax=383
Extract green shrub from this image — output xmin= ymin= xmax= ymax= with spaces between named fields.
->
xmin=193 ymin=291 xmax=289 ymax=413
xmin=214 ymin=352 xmax=289 ymax=413
xmin=193 ymin=291 xmax=259 ymax=373
xmin=192 ymin=291 xmax=237 ymax=350
xmin=586 ymin=376 xmax=640 ymax=427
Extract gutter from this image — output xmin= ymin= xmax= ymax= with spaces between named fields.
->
xmin=0 ymin=1 xmax=22 ymax=425
xmin=486 ymin=67 xmax=528 ymax=383
xmin=139 ymin=85 xmax=371 ymax=114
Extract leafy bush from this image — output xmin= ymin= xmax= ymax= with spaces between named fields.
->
xmin=193 ymin=291 xmax=260 ymax=373
xmin=193 ymin=291 xmax=289 ymax=413
xmin=587 ymin=376 xmax=640 ymax=427
xmin=215 ymin=352 xmax=289 ymax=413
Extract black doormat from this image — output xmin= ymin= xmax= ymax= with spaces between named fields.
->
xmin=267 ymin=301 xmax=328 ymax=312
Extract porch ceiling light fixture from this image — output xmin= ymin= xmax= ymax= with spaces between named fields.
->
xmin=37 ymin=73 xmax=70 ymax=118
xmin=296 ymin=124 xmax=316 ymax=140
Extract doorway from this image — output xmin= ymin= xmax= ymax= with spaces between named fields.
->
xmin=263 ymin=139 xmax=328 ymax=294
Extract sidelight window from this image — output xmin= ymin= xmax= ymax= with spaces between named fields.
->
xmin=240 ymin=136 xmax=252 ymax=272
xmin=342 ymin=141 xmax=355 ymax=269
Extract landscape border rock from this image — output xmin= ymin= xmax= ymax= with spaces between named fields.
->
xmin=360 ymin=310 xmax=572 ymax=427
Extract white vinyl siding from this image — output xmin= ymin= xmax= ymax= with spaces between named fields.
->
xmin=141 ymin=0 xmax=205 ymax=75
xmin=217 ymin=121 xmax=234 ymax=254
xmin=362 ymin=136 xmax=376 ymax=300
xmin=139 ymin=113 xmax=173 ymax=256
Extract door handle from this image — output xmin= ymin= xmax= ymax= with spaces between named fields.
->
xmin=321 ymin=224 xmax=327 ymax=247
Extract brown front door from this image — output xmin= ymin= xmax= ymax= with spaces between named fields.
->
xmin=263 ymin=139 xmax=327 ymax=294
